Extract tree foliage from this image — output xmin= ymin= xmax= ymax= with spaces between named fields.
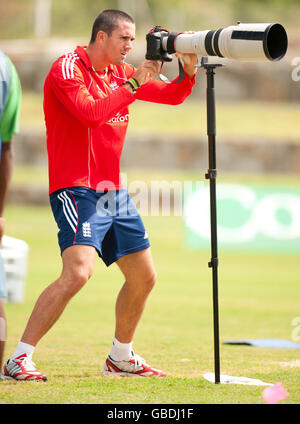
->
xmin=0 ymin=0 xmax=298 ymax=40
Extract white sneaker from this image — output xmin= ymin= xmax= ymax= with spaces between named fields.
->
xmin=1 ymin=353 xmax=47 ymax=381
xmin=102 ymin=351 xmax=166 ymax=377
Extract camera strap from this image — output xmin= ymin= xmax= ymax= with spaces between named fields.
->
xmin=159 ymin=31 xmax=185 ymax=84
xmin=159 ymin=58 xmax=185 ymax=84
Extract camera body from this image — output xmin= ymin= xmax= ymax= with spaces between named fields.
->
xmin=146 ymin=26 xmax=177 ymax=62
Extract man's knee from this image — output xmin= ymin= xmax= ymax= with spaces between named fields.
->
xmin=60 ymin=245 xmax=95 ymax=296
xmin=117 ymin=249 xmax=157 ymax=294
xmin=60 ymin=264 xmax=93 ymax=297
xmin=149 ymin=270 xmax=157 ymax=289
xmin=140 ymin=270 xmax=157 ymax=294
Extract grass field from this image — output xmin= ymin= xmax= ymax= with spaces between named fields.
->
xmin=0 ymin=171 xmax=300 ymax=404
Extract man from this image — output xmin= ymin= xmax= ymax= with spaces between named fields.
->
xmin=1 ymin=9 xmax=197 ymax=381
xmin=0 ymin=49 xmax=22 ymax=370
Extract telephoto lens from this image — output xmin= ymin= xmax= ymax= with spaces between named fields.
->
xmin=161 ymin=23 xmax=288 ymax=62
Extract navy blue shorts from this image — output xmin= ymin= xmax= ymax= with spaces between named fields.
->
xmin=49 ymin=187 xmax=150 ymax=267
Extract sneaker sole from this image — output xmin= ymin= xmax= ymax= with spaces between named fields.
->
xmin=102 ymin=369 xmax=142 ymax=377
xmin=0 ymin=374 xmax=12 ymax=380
xmin=1 ymin=372 xmax=47 ymax=382
xmin=102 ymin=368 xmax=165 ymax=378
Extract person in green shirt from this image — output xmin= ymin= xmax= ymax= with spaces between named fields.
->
xmin=0 ymin=49 xmax=22 ymax=370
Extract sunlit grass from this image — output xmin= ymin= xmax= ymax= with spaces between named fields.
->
xmin=0 ymin=200 xmax=299 ymax=404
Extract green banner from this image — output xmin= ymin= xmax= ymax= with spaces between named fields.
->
xmin=183 ymin=183 xmax=300 ymax=253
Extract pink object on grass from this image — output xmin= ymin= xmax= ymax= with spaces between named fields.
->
xmin=262 ymin=382 xmax=289 ymax=404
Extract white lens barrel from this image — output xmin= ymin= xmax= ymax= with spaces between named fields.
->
xmin=163 ymin=23 xmax=288 ymax=62
xmin=218 ymin=23 xmax=287 ymax=61
xmin=162 ymin=31 xmax=210 ymax=55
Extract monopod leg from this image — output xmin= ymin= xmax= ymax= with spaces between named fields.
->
xmin=203 ymin=61 xmax=222 ymax=384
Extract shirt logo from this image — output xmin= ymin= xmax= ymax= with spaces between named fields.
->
xmin=108 ymin=112 xmax=130 ymax=124
xmin=82 ymin=222 xmax=91 ymax=238
xmin=109 ymin=81 xmax=119 ymax=91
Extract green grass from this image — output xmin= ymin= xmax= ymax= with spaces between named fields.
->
xmin=20 ymin=91 xmax=300 ymax=141
xmin=0 ymin=192 xmax=299 ymax=404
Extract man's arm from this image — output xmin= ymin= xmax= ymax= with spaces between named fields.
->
xmin=48 ymin=65 xmax=136 ymax=128
xmin=48 ymin=59 xmax=160 ymax=128
xmin=134 ymin=53 xmax=198 ymax=105
xmin=0 ymin=56 xmax=21 ymax=243
xmin=0 ymin=141 xmax=13 ymax=243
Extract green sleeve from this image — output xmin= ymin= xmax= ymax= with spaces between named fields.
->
xmin=0 ymin=57 xmax=22 ymax=142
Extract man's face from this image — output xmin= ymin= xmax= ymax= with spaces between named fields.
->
xmin=101 ymin=20 xmax=136 ymax=66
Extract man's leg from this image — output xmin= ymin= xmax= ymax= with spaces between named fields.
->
xmin=0 ymin=299 xmax=6 ymax=371
xmin=115 ymin=247 xmax=156 ymax=343
xmin=20 ymin=245 xmax=95 ymax=346
xmin=102 ymin=247 xmax=165 ymax=377
xmin=1 ymin=245 xmax=96 ymax=381
xmin=0 ymin=141 xmax=13 ymax=220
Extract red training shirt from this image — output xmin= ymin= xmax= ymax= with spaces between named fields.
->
xmin=44 ymin=46 xmax=196 ymax=194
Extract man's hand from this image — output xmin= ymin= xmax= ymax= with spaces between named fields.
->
xmin=132 ymin=60 xmax=160 ymax=86
xmin=175 ymin=52 xmax=198 ymax=79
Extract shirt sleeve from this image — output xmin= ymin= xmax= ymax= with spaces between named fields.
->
xmin=0 ymin=56 xmax=21 ymax=142
xmin=135 ymin=71 xmax=197 ymax=105
xmin=47 ymin=59 xmax=136 ymax=128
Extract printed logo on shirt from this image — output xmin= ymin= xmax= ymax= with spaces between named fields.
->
xmin=82 ymin=222 xmax=92 ymax=238
xmin=109 ymin=81 xmax=119 ymax=91
xmin=108 ymin=112 xmax=130 ymax=124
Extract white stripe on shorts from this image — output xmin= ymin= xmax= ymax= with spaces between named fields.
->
xmin=57 ymin=191 xmax=78 ymax=233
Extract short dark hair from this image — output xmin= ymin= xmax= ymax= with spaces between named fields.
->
xmin=90 ymin=9 xmax=134 ymax=43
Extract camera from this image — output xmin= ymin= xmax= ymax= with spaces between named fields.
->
xmin=146 ymin=23 xmax=288 ymax=62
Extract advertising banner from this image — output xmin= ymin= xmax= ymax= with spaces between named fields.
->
xmin=184 ymin=183 xmax=300 ymax=253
